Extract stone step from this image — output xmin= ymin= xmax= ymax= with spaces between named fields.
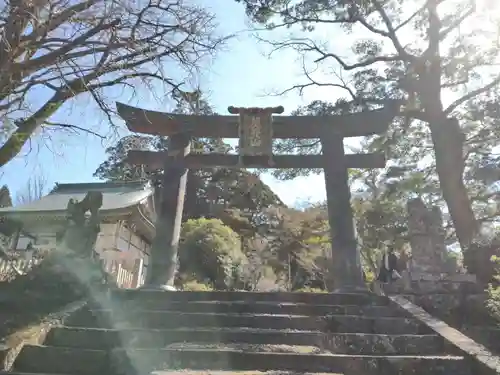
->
xmin=87 ymin=300 xmax=400 ymax=317
xmin=0 ymin=372 xmax=344 ymax=375
xmin=109 ymin=290 xmax=388 ymax=306
xmin=45 ymin=327 xmax=445 ymax=355
xmin=384 ymin=280 xmax=484 ymax=295
xmin=65 ymin=310 xmax=430 ymax=334
xmin=151 ymin=372 xmax=341 ymax=375
xmin=14 ymin=345 xmax=469 ymax=375
xmin=148 ymin=372 xmax=342 ymax=375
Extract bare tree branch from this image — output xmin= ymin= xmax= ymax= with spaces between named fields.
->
xmin=0 ymin=0 xmax=230 ymax=166
xmin=445 ymin=75 xmax=500 ymax=115
xmin=16 ymin=172 xmax=48 ymax=205
xmin=371 ymin=0 xmax=415 ymax=61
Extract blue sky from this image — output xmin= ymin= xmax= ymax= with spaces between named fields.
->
xmin=0 ymin=0 xmax=357 ymax=206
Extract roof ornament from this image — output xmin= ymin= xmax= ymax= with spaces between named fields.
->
xmin=58 ymin=190 xmax=110 ymax=287
xmin=66 ymin=191 xmax=103 ymax=226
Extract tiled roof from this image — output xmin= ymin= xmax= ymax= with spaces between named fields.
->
xmin=0 ymin=181 xmax=153 ymax=215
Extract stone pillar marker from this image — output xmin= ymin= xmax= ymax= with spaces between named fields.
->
xmin=407 ymin=197 xmax=475 ymax=282
xmin=407 ymin=198 xmax=446 ymax=279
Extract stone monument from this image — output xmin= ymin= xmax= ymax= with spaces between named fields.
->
xmin=381 ymin=198 xmax=477 ymax=295
xmin=407 ymin=198 xmax=449 ymax=279
xmin=407 ymin=198 xmax=475 ymax=282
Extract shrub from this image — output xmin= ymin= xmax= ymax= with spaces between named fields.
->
xmin=179 ymin=218 xmax=246 ymax=289
xmin=463 ymin=235 xmax=500 ymax=284
xmin=295 ymin=286 xmax=326 ymax=293
xmin=182 ymin=280 xmax=214 ymax=291
xmin=486 ymin=256 xmax=500 ymax=322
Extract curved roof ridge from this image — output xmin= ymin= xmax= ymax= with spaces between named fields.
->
xmin=0 ymin=181 xmax=154 ymax=215
xmin=52 ymin=180 xmax=150 ymax=194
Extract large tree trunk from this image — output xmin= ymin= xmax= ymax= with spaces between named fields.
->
xmin=429 ymin=118 xmax=478 ymax=249
xmin=418 ymin=0 xmax=479 ymax=249
xmin=0 ymin=96 xmax=64 ymax=167
xmin=409 ymin=0 xmax=478 ymax=250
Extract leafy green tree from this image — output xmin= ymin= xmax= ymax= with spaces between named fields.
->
xmin=178 ymin=218 xmax=246 ymax=289
xmin=0 ymin=185 xmax=14 ymax=244
xmin=93 ymin=135 xmax=155 ymax=182
xmin=94 ymin=92 xmax=291 ymax=289
xmin=261 ymin=205 xmax=331 ymax=290
xmin=94 ymin=93 xmax=229 ymax=219
xmin=237 ymin=0 xmax=500 ymax=249
xmin=276 ymin=98 xmax=500 ymax=250
xmin=0 ymin=185 xmax=12 ymax=208
xmin=95 ymin=90 xmax=285 ymax=228
xmin=94 ymin=149 xmax=284 ymax=229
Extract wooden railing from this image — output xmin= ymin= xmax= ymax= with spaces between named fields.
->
xmin=100 ymin=257 xmax=144 ymax=289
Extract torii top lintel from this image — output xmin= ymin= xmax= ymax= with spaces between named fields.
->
xmin=116 ymin=102 xmax=399 ymax=139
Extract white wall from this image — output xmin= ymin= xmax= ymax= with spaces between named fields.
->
xmin=95 ymin=223 xmax=119 ymax=253
xmin=11 ymin=220 xmax=150 ymax=288
xmin=17 ymin=233 xmax=55 ymax=251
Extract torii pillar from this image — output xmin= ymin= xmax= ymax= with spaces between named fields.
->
xmin=145 ymin=133 xmax=191 ymax=289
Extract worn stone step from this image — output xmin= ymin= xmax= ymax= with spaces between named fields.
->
xmin=0 ymin=372 xmax=343 ymax=375
xmin=151 ymin=372 xmax=341 ymax=375
xmin=14 ymin=345 xmax=470 ymax=375
xmin=45 ymin=327 xmax=444 ymax=355
xmin=65 ymin=310 xmax=429 ymax=334
xmin=87 ymin=300 xmax=400 ymax=317
xmin=110 ymin=290 xmax=388 ymax=306
xmin=384 ymin=280 xmax=484 ymax=295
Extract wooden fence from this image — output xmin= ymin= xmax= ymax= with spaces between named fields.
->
xmin=0 ymin=257 xmax=143 ymax=288
xmin=109 ymin=263 xmax=137 ymax=289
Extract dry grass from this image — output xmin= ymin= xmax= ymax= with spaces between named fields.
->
xmin=4 ymin=324 xmax=47 ymax=348
xmin=0 ymin=254 xmax=89 ymax=365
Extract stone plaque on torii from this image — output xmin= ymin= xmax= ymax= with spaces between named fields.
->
xmin=116 ymin=101 xmax=399 ymax=292
xmin=228 ymin=105 xmax=284 ymax=166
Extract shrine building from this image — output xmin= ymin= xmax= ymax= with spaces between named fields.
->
xmin=0 ymin=181 xmax=155 ymax=288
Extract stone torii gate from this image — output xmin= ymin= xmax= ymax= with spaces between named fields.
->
xmin=116 ymin=102 xmax=398 ymax=292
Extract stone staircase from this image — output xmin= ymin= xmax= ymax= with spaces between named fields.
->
xmin=3 ymin=290 xmax=476 ymax=375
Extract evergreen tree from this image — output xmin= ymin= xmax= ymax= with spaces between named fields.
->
xmin=236 ymin=0 xmax=500 ymax=249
